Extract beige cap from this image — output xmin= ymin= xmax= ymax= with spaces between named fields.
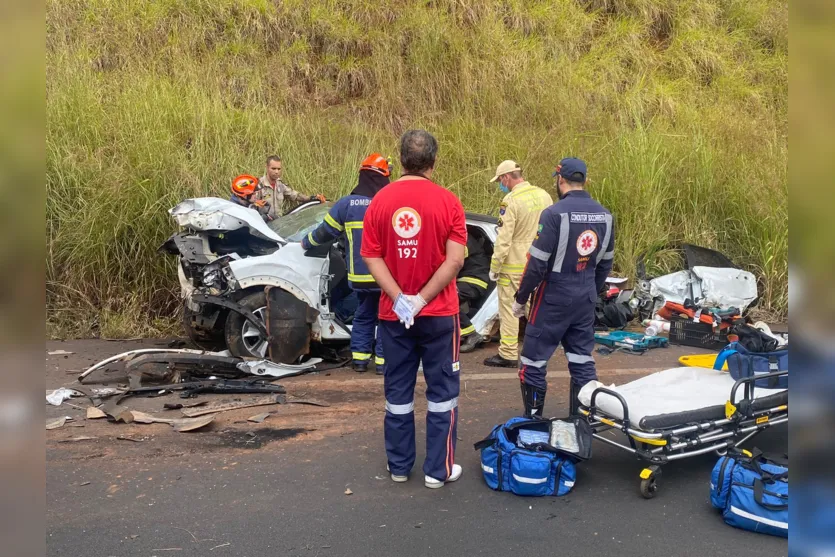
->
xmin=490 ymin=160 xmax=521 ymax=182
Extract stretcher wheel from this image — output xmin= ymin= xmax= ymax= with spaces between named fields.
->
xmin=639 ymin=465 xmax=661 ymax=499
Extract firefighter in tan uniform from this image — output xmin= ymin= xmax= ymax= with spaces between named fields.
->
xmin=483 ymin=160 xmax=553 ymax=367
xmin=256 ymin=155 xmax=326 ymax=220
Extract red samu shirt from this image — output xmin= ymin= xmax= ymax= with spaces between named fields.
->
xmin=361 ymin=177 xmax=468 ymax=321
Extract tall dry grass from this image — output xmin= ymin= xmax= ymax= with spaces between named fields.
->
xmin=46 ymin=0 xmax=788 ymax=337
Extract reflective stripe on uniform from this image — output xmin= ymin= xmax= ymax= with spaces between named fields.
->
xmin=344 ymin=221 xmax=363 ymax=276
xmin=596 ymin=214 xmax=613 ymax=264
xmin=566 ymin=352 xmax=594 ymax=364
xmin=427 ymin=397 xmax=458 ymax=413
xmin=375 ymin=356 xmax=385 ymax=366
xmin=497 ymin=277 xmax=511 ymax=286
xmin=386 ymin=400 xmax=415 ymax=414
xmin=352 ymin=352 xmax=372 ymax=361
xmin=552 ymin=213 xmax=570 ymax=273
xmin=458 ymin=276 xmax=488 ymax=289
xmin=324 ymin=213 xmax=343 ymax=231
xmin=528 ymin=245 xmax=550 ymax=262
xmin=501 ymin=263 xmax=526 ymax=273
xmin=348 ymin=273 xmax=374 ymax=283
xmin=601 ymin=251 xmax=614 ymax=260
xmin=306 ymin=231 xmax=320 ymax=246
xmin=500 ymin=336 xmax=518 ymax=345
xmin=460 ymin=324 xmax=476 ymax=335
xmin=520 ymin=356 xmax=547 ymax=367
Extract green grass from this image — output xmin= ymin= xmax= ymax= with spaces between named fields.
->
xmin=46 ymin=0 xmax=788 ymax=337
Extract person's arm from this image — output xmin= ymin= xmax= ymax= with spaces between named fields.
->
xmin=419 ymin=198 xmax=467 ymax=302
xmin=516 ymin=211 xmax=559 ymax=304
xmin=360 ymin=199 xmax=402 ymax=300
xmin=490 ymin=199 xmax=515 ymax=275
xmin=594 ymin=214 xmax=616 ymax=294
xmin=364 ymin=257 xmax=403 ymax=301
xmin=302 ymin=200 xmax=344 ymax=249
xmin=419 ymin=239 xmax=465 ymax=302
xmin=281 ymin=182 xmax=312 ymax=203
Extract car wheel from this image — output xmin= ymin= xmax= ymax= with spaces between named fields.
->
xmin=224 ymin=291 xmax=269 ymax=358
xmin=182 ymin=301 xmax=227 ymax=351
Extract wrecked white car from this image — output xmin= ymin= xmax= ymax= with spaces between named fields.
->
xmin=632 ymin=243 xmax=759 ymax=321
xmin=161 ymin=198 xmax=500 ymax=362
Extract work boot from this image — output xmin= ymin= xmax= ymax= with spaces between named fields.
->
xmin=387 ymin=464 xmax=408 ymax=483
xmin=375 ymin=365 xmax=385 ymax=376
xmin=459 ymin=333 xmax=483 ymax=354
xmin=483 ymin=354 xmax=517 ymax=368
xmin=425 ymin=464 xmax=463 ymax=489
xmin=352 ymin=361 xmax=369 ymax=373
xmin=569 ymin=380 xmax=582 ymax=417
xmin=521 ymin=382 xmax=547 ymax=418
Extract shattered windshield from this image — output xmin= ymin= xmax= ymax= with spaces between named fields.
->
xmin=267 ymin=202 xmax=334 ymax=242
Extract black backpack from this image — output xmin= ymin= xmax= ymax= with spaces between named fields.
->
xmin=595 ymin=298 xmax=634 ymax=329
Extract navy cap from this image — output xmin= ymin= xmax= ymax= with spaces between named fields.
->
xmin=553 ymin=157 xmax=587 ymax=182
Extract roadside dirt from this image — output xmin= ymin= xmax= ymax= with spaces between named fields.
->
xmin=45 ymin=337 xmax=707 ymax=463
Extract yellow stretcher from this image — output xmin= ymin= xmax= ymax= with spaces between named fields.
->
xmin=678 ymin=353 xmax=728 ymax=371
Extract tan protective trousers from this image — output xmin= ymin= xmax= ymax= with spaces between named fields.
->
xmin=497 ymin=273 xmax=525 ymax=360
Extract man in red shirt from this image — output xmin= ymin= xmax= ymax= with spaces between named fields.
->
xmin=361 ymin=130 xmax=467 ymax=489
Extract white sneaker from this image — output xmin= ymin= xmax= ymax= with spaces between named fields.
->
xmin=386 ymin=464 xmax=408 ymax=483
xmin=424 ymin=464 xmax=462 ymax=489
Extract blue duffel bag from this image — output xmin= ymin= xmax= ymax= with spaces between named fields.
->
xmin=474 ymin=417 xmax=592 ymax=497
xmin=714 ymin=341 xmax=788 ymax=389
xmin=710 ymin=449 xmax=789 ymax=537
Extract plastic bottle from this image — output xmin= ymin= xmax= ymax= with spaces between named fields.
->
xmin=641 ymin=319 xmax=670 ymax=333
xmin=645 ymin=325 xmax=659 ymax=337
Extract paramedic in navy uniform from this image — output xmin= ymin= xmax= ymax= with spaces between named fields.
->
xmin=513 ymin=158 xmax=615 ymax=418
xmin=361 ymin=130 xmax=467 ymax=489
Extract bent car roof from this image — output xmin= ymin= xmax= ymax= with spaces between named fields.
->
xmin=465 ymin=212 xmax=498 ymax=225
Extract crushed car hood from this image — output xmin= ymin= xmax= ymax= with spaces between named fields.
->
xmin=169 ymin=197 xmax=284 ymax=243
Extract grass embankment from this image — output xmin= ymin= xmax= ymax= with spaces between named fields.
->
xmin=47 ymin=0 xmax=788 ymax=337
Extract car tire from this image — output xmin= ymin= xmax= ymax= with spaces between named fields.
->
xmin=182 ymin=301 xmax=227 ymax=351
xmin=224 ymin=291 xmax=269 ymax=359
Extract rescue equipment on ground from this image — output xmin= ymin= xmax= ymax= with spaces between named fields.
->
xmin=594 ymin=331 xmax=668 ymax=353
xmin=595 ymin=288 xmax=634 ymax=329
xmin=710 ymin=448 xmax=788 ymax=537
xmin=678 ymin=353 xmax=728 ymax=370
xmin=474 ymin=416 xmax=592 ymax=497
xmin=714 ymin=341 xmax=789 ymax=389
xmin=577 ymin=367 xmax=787 ymax=498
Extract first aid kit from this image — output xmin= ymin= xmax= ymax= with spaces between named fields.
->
xmin=710 ymin=449 xmax=789 ymax=537
xmin=713 ymin=342 xmax=788 ymax=389
xmin=474 ymin=416 xmax=592 ymax=497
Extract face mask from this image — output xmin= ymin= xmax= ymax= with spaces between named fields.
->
xmin=499 ymin=182 xmax=510 ymax=194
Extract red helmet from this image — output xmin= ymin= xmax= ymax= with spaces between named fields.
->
xmin=231 ymin=174 xmax=259 ymax=197
xmin=360 ymin=153 xmax=391 ymax=177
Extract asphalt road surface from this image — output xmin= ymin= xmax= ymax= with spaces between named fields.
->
xmin=46 ymin=338 xmax=788 ymax=556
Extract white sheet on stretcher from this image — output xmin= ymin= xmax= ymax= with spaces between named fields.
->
xmin=578 ymin=367 xmax=786 ymax=426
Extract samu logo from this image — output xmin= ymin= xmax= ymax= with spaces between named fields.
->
xmin=392 ymin=207 xmax=421 ymax=239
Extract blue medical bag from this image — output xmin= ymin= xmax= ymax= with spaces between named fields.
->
xmin=710 ymin=449 xmax=789 ymax=537
xmin=714 ymin=341 xmax=788 ymax=389
xmin=474 ymin=417 xmax=592 ymax=497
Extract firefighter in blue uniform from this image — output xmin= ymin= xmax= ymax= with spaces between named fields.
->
xmin=512 ymin=158 xmax=615 ymax=417
xmin=302 ymin=153 xmax=392 ymax=374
